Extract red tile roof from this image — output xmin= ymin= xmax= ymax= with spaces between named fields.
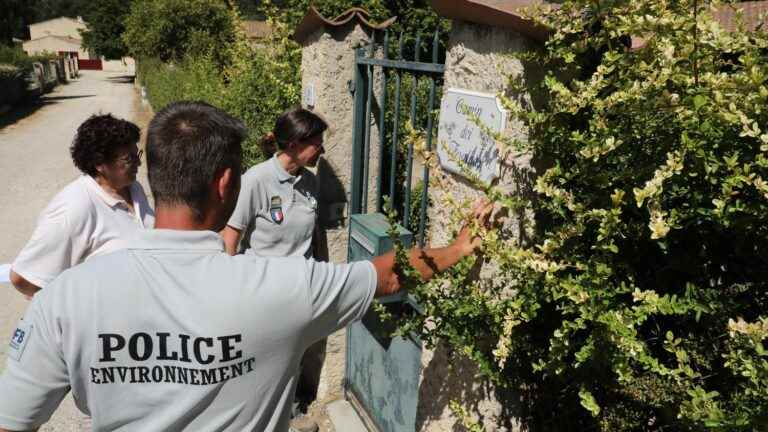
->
xmin=294 ymin=7 xmax=396 ymax=44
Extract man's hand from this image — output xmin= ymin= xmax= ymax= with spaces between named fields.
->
xmin=371 ymin=198 xmax=495 ymax=297
xmin=453 ymin=198 xmax=494 ymax=256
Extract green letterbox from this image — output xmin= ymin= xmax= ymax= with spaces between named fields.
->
xmin=346 ymin=213 xmax=422 ymax=432
xmin=348 ymin=212 xmax=412 ymax=261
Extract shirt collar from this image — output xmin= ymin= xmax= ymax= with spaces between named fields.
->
xmin=270 ymin=154 xmax=299 ymax=184
xmin=127 ymin=229 xmax=225 ymax=252
xmin=82 ymin=175 xmax=128 ymax=208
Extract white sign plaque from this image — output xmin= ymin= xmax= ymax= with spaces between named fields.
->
xmin=436 ymin=88 xmax=506 ymax=183
xmin=303 ymin=84 xmax=316 ymax=108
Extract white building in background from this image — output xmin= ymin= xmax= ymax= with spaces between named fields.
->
xmin=22 ymin=16 xmax=135 ymax=72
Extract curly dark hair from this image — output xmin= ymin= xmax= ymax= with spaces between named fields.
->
xmin=70 ymin=114 xmax=141 ymax=177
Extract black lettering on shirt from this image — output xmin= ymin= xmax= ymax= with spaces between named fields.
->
xmin=98 ymin=334 xmax=125 ymax=362
xmin=129 ymin=333 xmax=153 ymax=361
xmin=218 ymin=335 xmax=243 ymax=362
xmin=90 ymin=368 xmax=101 ymax=384
xmin=89 ymin=357 xmax=258 ymax=386
xmin=90 ymin=332 xmax=256 ymax=386
xmin=157 ymin=333 xmax=179 ymax=361
xmin=193 ymin=337 xmax=215 ymax=364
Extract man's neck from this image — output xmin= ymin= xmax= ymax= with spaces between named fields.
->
xmin=154 ymin=205 xmax=214 ymax=231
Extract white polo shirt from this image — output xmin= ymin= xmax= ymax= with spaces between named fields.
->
xmin=12 ymin=175 xmax=154 ymax=287
xmin=228 ymin=155 xmax=318 ymax=258
xmin=0 ymin=229 xmax=376 ymax=431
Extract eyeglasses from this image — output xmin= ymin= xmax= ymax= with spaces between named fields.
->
xmin=117 ymin=149 xmax=143 ymax=165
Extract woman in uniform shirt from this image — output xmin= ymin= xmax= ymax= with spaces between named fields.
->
xmin=222 ymin=107 xmax=327 ymax=258
xmin=10 ymin=114 xmax=154 ymax=299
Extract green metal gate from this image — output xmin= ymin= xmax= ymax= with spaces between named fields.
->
xmin=346 ymin=28 xmax=444 ymax=432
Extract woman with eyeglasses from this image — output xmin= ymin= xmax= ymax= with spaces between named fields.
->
xmin=9 ymin=114 xmax=154 ymax=299
xmin=222 ymin=107 xmax=327 ymax=259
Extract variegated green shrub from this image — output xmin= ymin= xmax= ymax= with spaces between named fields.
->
xmin=391 ymin=1 xmax=768 ymax=430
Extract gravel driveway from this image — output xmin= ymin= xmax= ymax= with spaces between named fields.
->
xmin=0 ymin=70 xmax=151 ymax=431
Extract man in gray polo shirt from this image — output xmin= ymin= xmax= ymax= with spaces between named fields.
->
xmin=0 ymin=101 xmax=488 ymax=432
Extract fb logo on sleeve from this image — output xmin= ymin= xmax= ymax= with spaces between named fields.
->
xmin=8 ymin=320 xmax=33 ymax=361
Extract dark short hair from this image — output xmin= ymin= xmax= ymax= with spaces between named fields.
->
xmin=146 ymin=101 xmax=247 ymax=220
xmin=70 ymin=114 xmax=140 ymax=177
xmin=260 ymin=107 xmax=328 ymax=157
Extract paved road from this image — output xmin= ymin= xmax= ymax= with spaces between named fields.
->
xmin=0 ymin=70 xmax=149 ymax=431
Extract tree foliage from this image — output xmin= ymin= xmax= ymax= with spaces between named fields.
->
xmin=130 ymin=0 xmax=444 ymax=169
xmin=124 ymin=0 xmax=237 ymax=64
xmin=79 ymin=0 xmax=132 ymax=59
xmin=0 ymin=0 xmax=36 ymax=44
xmin=389 ymin=0 xmax=768 ymax=430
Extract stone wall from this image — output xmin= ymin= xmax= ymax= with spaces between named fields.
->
xmin=299 ymin=21 xmax=382 ymax=403
xmin=416 ymin=20 xmax=542 ymax=432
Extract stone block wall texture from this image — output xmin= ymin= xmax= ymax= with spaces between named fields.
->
xmin=416 ymin=20 xmax=541 ymax=432
xmin=299 ymin=21 xmax=382 ymax=403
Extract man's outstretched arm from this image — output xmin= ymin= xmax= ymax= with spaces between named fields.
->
xmin=371 ymin=200 xmax=492 ymax=297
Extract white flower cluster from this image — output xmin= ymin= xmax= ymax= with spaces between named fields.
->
xmin=492 ymin=309 xmax=520 ymax=369
xmin=633 ymin=151 xmax=684 ymax=239
xmin=727 ymin=317 xmax=768 ymax=340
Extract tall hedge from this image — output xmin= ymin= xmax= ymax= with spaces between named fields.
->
xmin=388 ymin=0 xmax=768 ymax=430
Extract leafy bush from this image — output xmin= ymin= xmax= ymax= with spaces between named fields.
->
xmin=124 ymin=0 xmax=236 ymax=65
xmin=0 ymin=64 xmax=22 ymax=79
xmin=132 ymin=3 xmax=300 ymax=167
xmin=391 ymin=0 xmax=768 ymax=430
xmin=0 ymin=45 xmax=52 ymax=72
xmin=0 ymin=45 xmax=55 ymax=106
xmin=130 ymin=0 xmax=444 ymax=169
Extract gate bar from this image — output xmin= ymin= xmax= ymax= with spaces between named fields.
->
xmin=376 ymin=30 xmax=390 ymax=212
xmin=350 ymin=48 xmax=367 ymax=215
xmin=389 ymin=33 xmax=404 ymax=207
xmin=418 ymin=30 xmax=441 ymax=245
xmin=403 ymin=33 xmax=421 ymax=228
xmin=361 ymin=34 xmax=376 ymax=213
xmin=355 ymin=57 xmax=444 ymax=74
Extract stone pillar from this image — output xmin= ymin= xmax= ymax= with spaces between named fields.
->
xmin=299 ymin=21 xmax=382 ymax=403
xmin=416 ymin=20 xmax=542 ymax=432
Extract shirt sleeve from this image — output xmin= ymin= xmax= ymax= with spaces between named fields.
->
xmin=303 ymin=260 xmax=377 ymax=344
xmin=227 ymin=174 xmax=257 ymax=231
xmin=0 ymin=293 xmax=70 ymax=430
xmin=12 ymin=201 xmax=77 ymax=288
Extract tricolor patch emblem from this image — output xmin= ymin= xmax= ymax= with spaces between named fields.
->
xmin=270 ymin=196 xmax=284 ymax=224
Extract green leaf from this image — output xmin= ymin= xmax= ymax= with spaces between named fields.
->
xmin=579 ymin=388 xmax=601 ymax=417
xmin=693 ymin=94 xmax=708 ymax=110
